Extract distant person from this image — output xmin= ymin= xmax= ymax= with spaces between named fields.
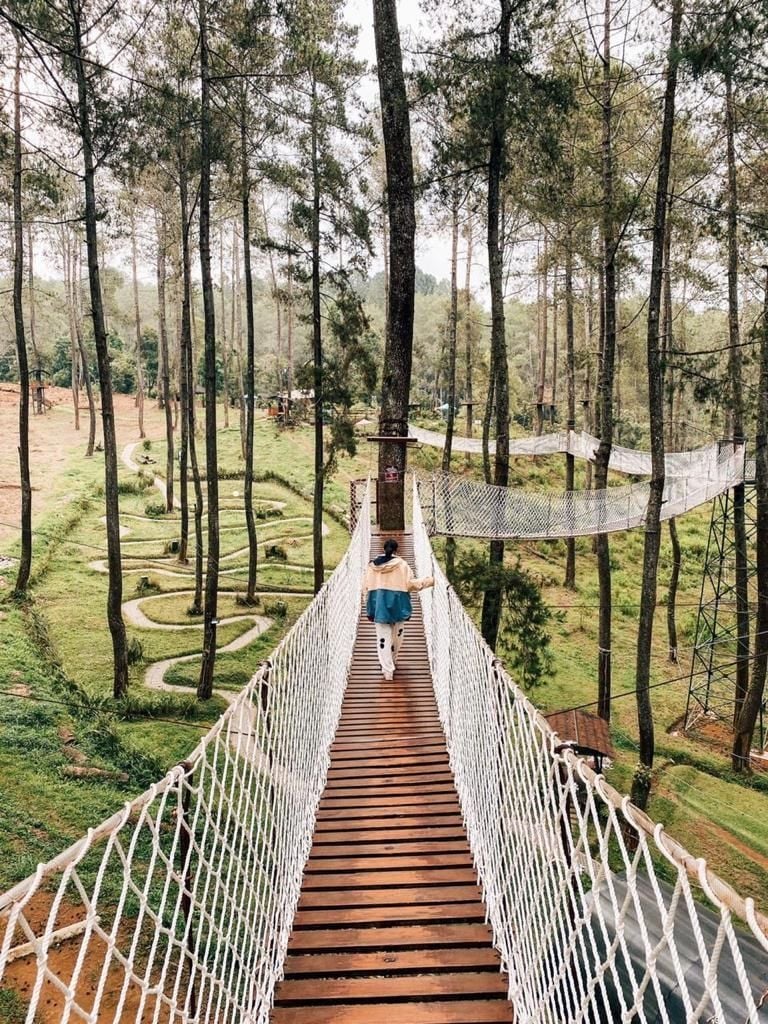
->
xmin=363 ymin=539 xmax=434 ymax=680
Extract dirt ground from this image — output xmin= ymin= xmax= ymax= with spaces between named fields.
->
xmin=0 ymin=385 xmax=169 ymax=554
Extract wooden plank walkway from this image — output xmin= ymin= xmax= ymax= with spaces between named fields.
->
xmin=271 ymin=531 xmax=513 ymax=1024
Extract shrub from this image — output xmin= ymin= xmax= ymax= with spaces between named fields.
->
xmin=263 ymin=600 xmax=287 ymax=619
xmin=144 ymin=502 xmax=167 ymax=518
xmin=126 ymin=637 xmax=144 ymax=665
xmin=265 ymin=544 xmax=287 ymax=562
xmin=118 ymin=472 xmax=154 ymax=495
xmin=256 ymin=505 xmax=284 ymax=520
xmin=135 ymin=577 xmax=160 ymax=596
xmin=141 ymin=439 xmax=152 ymax=451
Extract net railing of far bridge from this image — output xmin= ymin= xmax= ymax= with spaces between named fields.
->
xmin=416 ymin=441 xmax=744 ymax=540
xmin=412 ymin=483 xmax=768 ymax=1023
xmin=0 ymin=484 xmax=371 ymax=1024
xmin=409 ymin=423 xmax=747 ymax=481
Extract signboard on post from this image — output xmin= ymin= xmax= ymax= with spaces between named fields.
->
xmin=383 ymin=466 xmax=399 ymax=484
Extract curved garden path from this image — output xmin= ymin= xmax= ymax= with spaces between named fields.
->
xmin=105 ymin=441 xmax=325 ymax=699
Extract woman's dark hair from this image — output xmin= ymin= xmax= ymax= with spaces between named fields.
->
xmin=373 ymin=538 xmax=399 ymax=566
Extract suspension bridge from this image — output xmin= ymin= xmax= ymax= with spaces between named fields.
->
xmin=409 ymin=425 xmax=749 ymax=539
xmin=1 ymin=480 xmax=767 ymax=1023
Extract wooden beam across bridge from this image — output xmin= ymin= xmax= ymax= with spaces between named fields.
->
xmin=271 ymin=532 xmax=513 ymax=1024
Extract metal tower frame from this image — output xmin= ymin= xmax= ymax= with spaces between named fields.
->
xmin=684 ymin=480 xmax=762 ymax=744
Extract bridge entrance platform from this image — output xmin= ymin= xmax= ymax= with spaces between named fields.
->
xmin=271 ymin=531 xmax=513 ymax=1024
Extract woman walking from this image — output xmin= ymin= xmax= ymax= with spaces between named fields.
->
xmin=363 ymin=539 xmax=433 ymax=680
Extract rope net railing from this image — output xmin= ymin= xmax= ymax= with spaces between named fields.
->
xmin=416 ymin=442 xmax=745 ymax=539
xmin=412 ymin=484 xmax=768 ymax=1023
xmin=0 ymin=483 xmax=371 ymax=1024
xmin=409 ymin=424 xmax=746 ymax=482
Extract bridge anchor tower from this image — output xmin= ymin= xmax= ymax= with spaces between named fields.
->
xmin=684 ymin=462 xmax=761 ymax=744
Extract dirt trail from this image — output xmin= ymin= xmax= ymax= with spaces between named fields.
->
xmin=0 ymin=388 xmax=170 ymax=551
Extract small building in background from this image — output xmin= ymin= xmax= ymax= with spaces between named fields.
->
xmin=545 ymin=707 xmax=615 ymax=774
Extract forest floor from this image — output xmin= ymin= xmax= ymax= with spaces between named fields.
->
xmin=0 ymin=400 xmax=767 ymax=955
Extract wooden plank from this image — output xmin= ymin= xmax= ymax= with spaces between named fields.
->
xmin=288 ymin=921 xmax=493 ymax=948
xmin=326 ymin=760 xmax=452 ymax=778
xmin=276 ymin=971 xmax=508 ymax=1003
xmin=319 ymin=792 xmax=457 ymax=810
xmin=297 ymin=885 xmax=481 ymax=910
xmin=311 ymin=823 xmax=467 ymax=841
xmin=316 ymin=807 xmax=462 ymax=823
xmin=282 ymin=947 xmax=503 ymax=978
xmin=330 ymin=742 xmax=447 ymax=756
xmin=331 ymin=737 xmax=444 ymax=753
xmin=272 ymin=1000 xmax=513 ymax=1024
xmin=301 ymin=867 xmax=477 ymax=889
xmin=322 ymin=781 xmax=455 ymax=798
xmin=334 ymin=730 xmax=443 ymax=739
xmin=309 ymin=839 xmax=472 ymax=858
xmin=304 ymin=853 xmax=471 ymax=873
xmin=293 ymin=903 xmax=487 ymax=928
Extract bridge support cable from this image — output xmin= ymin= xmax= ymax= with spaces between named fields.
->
xmin=413 ymin=482 xmax=768 ymax=1023
xmin=0 ymin=485 xmax=372 ymax=1024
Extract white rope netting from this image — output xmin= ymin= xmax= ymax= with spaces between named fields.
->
xmin=410 ymin=424 xmax=745 ymax=481
xmin=416 ymin=442 xmax=744 ymax=539
xmin=412 ymin=485 xmax=768 ymax=1023
xmin=0 ymin=484 xmax=371 ymax=1024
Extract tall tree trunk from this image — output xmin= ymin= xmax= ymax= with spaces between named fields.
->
xmin=630 ymin=0 xmax=681 ymax=811
xmin=536 ymin=230 xmax=548 ymax=436
xmin=732 ymin=267 xmax=768 ymax=771
xmin=156 ymin=205 xmax=174 ymax=512
xmin=482 ymin=372 xmax=494 ymax=486
xmin=219 ymin=223 xmax=230 ymax=428
xmin=197 ymin=0 xmax=220 ymax=701
xmin=179 ymin=151 xmax=203 ymax=598
xmin=72 ymin=12 xmax=128 ymax=698
xmin=177 ymin=218 xmax=190 ymax=564
xmin=373 ymin=0 xmax=416 ymax=531
xmin=73 ymin=243 xmax=96 ymax=457
xmin=310 ymin=78 xmax=325 ymax=594
xmin=594 ymin=0 xmax=617 ymax=721
xmin=551 ymin=259 xmax=558 ymax=413
xmin=442 ymin=189 xmax=460 ymax=473
xmin=382 ymin=205 xmax=390 ymax=337
xmin=12 ymin=35 xmax=31 ymax=596
xmin=286 ymin=229 xmax=294 ymax=411
xmin=233 ymin=221 xmax=246 ymax=459
xmin=64 ymin=233 xmax=81 ymax=431
xmin=564 ymin=229 xmax=576 ymax=589
xmin=262 ymin=196 xmax=284 ymax=399
xmin=725 ymin=70 xmax=750 ymax=727
xmin=464 ymin=210 xmax=473 ymax=444
xmin=480 ymin=0 xmax=512 ymax=650
xmin=27 ymin=224 xmax=41 ymax=411
xmin=130 ymin=201 xmax=145 ymax=439
xmin=584 ymin=268 xmax=594 ymax=490
xmin=663 ymin=211 xmax=680 ymax=662
xmin=241 ymin=115 xmax=259 ymax=603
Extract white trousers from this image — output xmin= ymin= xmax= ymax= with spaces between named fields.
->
xmin=375 ymin=621 xmax=406 ymax=675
